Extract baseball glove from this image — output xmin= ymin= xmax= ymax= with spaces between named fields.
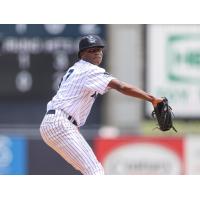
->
xmin=152 ymin=97 xmax=177 ymax=132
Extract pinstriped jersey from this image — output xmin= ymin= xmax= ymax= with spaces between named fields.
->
xmin=47 ymin=59 xmax=116 ymax=127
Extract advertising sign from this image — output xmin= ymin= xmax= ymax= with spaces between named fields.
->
xmin=185 ymin=135 xmax=200 ymax=174
xmin=95 ymin=136 xmax=184 ymax=175
xmin=146 ymin=25 xmax=200 ymax=118
xmin=0 ymin=135 xmax=27 ymax=174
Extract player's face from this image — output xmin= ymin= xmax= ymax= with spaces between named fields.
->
xmin=82 ymin=47 xmax=103 ymax=65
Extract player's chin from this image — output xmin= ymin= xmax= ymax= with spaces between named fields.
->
xmin=93 ymin=57 xmax=102 ymax=65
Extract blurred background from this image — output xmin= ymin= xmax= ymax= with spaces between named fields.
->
xmin=0 ymin=24 xmax=200 ymax=175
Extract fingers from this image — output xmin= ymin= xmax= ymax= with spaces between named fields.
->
xmin=152 ymin=97 xmax=164 ymax=107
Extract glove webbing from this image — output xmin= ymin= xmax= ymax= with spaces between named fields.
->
xmin=152 ymin=106 xmax=177 ymax=133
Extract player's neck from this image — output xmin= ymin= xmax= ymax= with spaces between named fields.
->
xmin=81 ymin=58 xmax=98 ymax=65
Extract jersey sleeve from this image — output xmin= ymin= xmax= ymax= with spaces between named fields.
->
xmin=85 ymin=67 xmax=116 ymax=95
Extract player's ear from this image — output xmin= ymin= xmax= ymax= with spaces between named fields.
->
xmin=79 ymin=51 xmax=84 ymax=59
xmin=80 ymin=51 xmax=87 ymax=59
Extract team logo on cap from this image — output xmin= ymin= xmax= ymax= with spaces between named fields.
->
xmin=87 ymin=35 xmax=96 ymax=43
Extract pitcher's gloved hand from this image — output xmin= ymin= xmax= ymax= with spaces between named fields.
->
xmin=152 ymin=97 xmax=177 ymax=132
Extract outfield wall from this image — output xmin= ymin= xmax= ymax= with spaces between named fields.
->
xmin=0 ymin=130 xmax=200 ymax=175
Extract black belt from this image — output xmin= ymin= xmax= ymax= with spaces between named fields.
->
xmin=46 ymin=110 xmax=77 ymax=126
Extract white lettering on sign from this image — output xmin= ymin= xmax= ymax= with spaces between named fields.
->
xmin=103 ymin=143 xmax=182 ymax=175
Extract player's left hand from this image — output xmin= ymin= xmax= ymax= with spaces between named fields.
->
xmin=152 ymin=97 xmax=177 ymax=132
xmin=151 ymin=97 xmax=164 ymax=107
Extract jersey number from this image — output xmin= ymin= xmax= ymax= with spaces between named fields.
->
xmin=58 ymin=69 xmax=74 ymax=88
xmin=66 ymin=69 xmax=74 ymax=79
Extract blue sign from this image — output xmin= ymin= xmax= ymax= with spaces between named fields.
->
xmin=0 ymin=135 xmax=27 ymax=174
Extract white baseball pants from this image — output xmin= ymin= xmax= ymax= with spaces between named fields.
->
xmin=40 ymin=109 xmax=104 ymax=175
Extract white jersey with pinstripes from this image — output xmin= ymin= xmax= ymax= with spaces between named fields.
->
xmin=40 ymin=59 xmax=115 ymax=175
xmin=47 ymin=59 xmax=115 ymax=127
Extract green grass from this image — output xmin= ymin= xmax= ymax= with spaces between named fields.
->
xmin=142 ymin=120 xmax=200 ymax=136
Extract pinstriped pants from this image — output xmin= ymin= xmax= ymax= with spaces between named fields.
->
xmin=40 ymin=109 xmax=104 ymax=175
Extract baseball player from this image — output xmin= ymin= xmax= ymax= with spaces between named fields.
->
xmin=40 ymin=35 xmax=163 ymax=175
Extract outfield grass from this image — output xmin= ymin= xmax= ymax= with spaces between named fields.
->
xmin=142 ymin=120 xmax=200 ymax=136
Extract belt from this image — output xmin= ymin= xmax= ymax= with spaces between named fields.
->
xmin=46 ymin=110 xmax=78 ymax=126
